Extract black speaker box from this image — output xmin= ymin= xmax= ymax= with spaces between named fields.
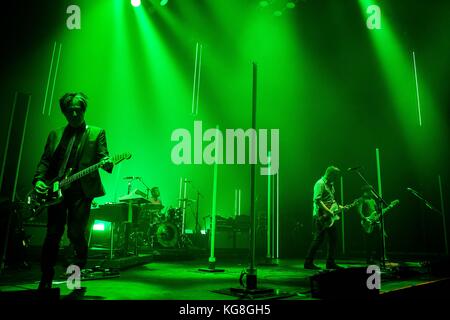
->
xmin=214 ymin=227 xmax=234 ymax=249
xmin=310 ymin=267 xmax=380 ymax=299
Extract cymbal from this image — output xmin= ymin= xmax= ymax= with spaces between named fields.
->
xmin=178 ymin=198 xmax=197 ymax=202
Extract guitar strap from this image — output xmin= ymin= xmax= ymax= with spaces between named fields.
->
xmin=322 ymin=179 xmax=335 ymax=203
xmin=72 ymin=125 xmax=89 ymax=171
xmin=57 ymin=134 xmax=76 ymax=178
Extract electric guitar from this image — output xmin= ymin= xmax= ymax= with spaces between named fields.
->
xmin=27 ymin=152 xmax=132 ymax=217
xmin=317 ymin=198 xmax=359 ymax=229
xmin=361 ymin=199 xmax=399 ymax=234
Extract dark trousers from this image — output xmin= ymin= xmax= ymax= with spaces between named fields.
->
xmin=305 ymin=216 xmax=337 ymax=264
xmin=40 ymin=186 xmax=92 ymax=283
xmin=364 ymin=227 xmax=381 ymax=264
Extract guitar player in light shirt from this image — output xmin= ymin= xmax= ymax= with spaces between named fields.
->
xmin=304 ymin=166 xmax=345 ymax=270
xmin=33 ymin=92 xmax=114 ymax=291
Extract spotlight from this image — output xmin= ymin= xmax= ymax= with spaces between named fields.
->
xmin=259 ymin=0 xmax=269 ymax=7
xmin=160 ymin=0 xmax=169 ymax=6
xmin=131 ymin=0 xmax=141 ymax=7
xmin=273 ymin=10 xmax=282 ymax=17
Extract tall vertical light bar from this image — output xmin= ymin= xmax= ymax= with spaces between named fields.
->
xmin=209 ymin=125 xmax=219 ymax=267
xmin=247 ymin=62 xmax=258 ymax=289
xmin=191 ymin=43 xmax=202 ymax=116
xmin=234 ymin=189 xmax=242 ymax=216
xmin=375 ymin=147 xmax=387 ymax=261
xmin=276 ymin=172 xmax=280 ymax=259
xmin=438 ymin=175 xmax=448 ymax=255
xmin=234 ymin=189 xmax=238 ymax=216
xmin=238 ymin=189 xmax=241 ymax=216
xmin=182 ymin=178 xmax=188 ymax=234
xmin=42 ymin=42 xmax=57 ymax=115
xmin=178 ymin=177 xmax=183 ymax=208
xmin=195 ymin=44 xmax=203 ymax=115
xmin=266 ymin=151 xmax=271 ymax=260
xmin=12 ymin=95 xmax=31 ymax=201
xmin=47 ymin=43 xmax=62 ymax=116
xmin=412 ymin=51 xmax=422 ymax=127
xmin=191 ymin=43 xmax=199 ymax=115
xmin=272 ymin=169 xmax=275 ymax=259
xmin=0 ymin=93 xmax=17 ymax=192
xmin=340 ymin=175 xmax=345 ymax=255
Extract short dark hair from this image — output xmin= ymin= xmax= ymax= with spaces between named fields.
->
xmin=59 ymin=92 xmax=88 ymax=113
xmin=324 ymin=166 xmax=341 ymax=179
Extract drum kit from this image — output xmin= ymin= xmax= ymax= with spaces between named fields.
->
xmin=141 ymin=206 xmax=184 ymax=249
xmin=121 ymin=176 xmax=194 ymax=250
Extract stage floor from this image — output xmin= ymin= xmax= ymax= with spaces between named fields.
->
xmin=1 ymin=256 xmax=448 ymax=300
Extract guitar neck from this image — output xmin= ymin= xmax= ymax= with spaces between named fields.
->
xmin=59 ymin=154 xmax=127 ymax=188
xmin=60 ymin=162 xmax=103 ymax=187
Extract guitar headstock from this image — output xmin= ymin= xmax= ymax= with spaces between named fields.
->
xmin=112 ymin=152 xmax=132 ymax=165
xmin=346 ymin=198 xmax=360 ymax=208
xmin=390 ymin=199 xmax=400 ymax=208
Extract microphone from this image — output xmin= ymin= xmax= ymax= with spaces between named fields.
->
xmin=407 ymin=187 xmax=420 ymax=195
xmin=347 ymin=166 xmax=363 ymax=172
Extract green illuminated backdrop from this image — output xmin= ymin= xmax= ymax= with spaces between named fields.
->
xmin=1 ymin=0 xmax=449 ymax=257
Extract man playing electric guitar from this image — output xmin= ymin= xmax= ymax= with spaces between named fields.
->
xmin=33 ymin=92 xmax=114 ymax=290
xmin=357 ymin=185 xmax=399 ymax=264
xmin=304 ymin=166 xmax=349 ymax=270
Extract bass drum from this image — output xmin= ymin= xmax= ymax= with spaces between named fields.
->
xmin=155 ymin=222 xmax=179 ymax=248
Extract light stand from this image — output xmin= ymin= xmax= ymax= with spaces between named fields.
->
xmin=229 ymin=63 xmax=275 ymax=296
xmin=258 ymin=151 xmax=278 ymax=266
xmin=199 ymin=126 xmax=224 ymax=273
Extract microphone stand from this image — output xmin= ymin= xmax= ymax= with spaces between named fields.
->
xmin=137 ymin=178 xmax=151 ymax=199
xmin=408 ymin=188 xmax=448 ymax=255
xmin=408 ymin=189 xmax=441 ymax=215
xmin=195 ymin=191 xmax=200 ymax=236
xmin=352 ymin=169 xmax=390 ymax=270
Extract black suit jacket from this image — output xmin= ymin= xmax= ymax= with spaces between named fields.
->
xmin=33 ymin=125 xmax=112 ymax=198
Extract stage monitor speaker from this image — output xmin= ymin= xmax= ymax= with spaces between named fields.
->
xmin=425 ymin=256 xmax=450 ymax=277
xmin=234 ymin=229 xmax=249 ymax=249
xmin=213 ymin=227 xmax=234 ymax=249
xmin=310 ymin=267 xmax=380 ymax=299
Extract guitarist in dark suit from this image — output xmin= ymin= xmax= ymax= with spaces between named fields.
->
xmin=358 ymin=185 xmax=399 ymax=265
xmin=304 ymin=166 xmax=344 ymax=270
xmin=358 ymin=185 xmax=381 ymax=264
xmin=33 ymin=92 xmax=114 ymax=290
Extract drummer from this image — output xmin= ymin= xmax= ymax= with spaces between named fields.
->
xmin=149 ymin=187 xmax=163 ymax=206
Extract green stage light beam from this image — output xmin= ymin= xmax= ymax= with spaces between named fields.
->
xmin=131 ymin=0 xmax=141 ymax=8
